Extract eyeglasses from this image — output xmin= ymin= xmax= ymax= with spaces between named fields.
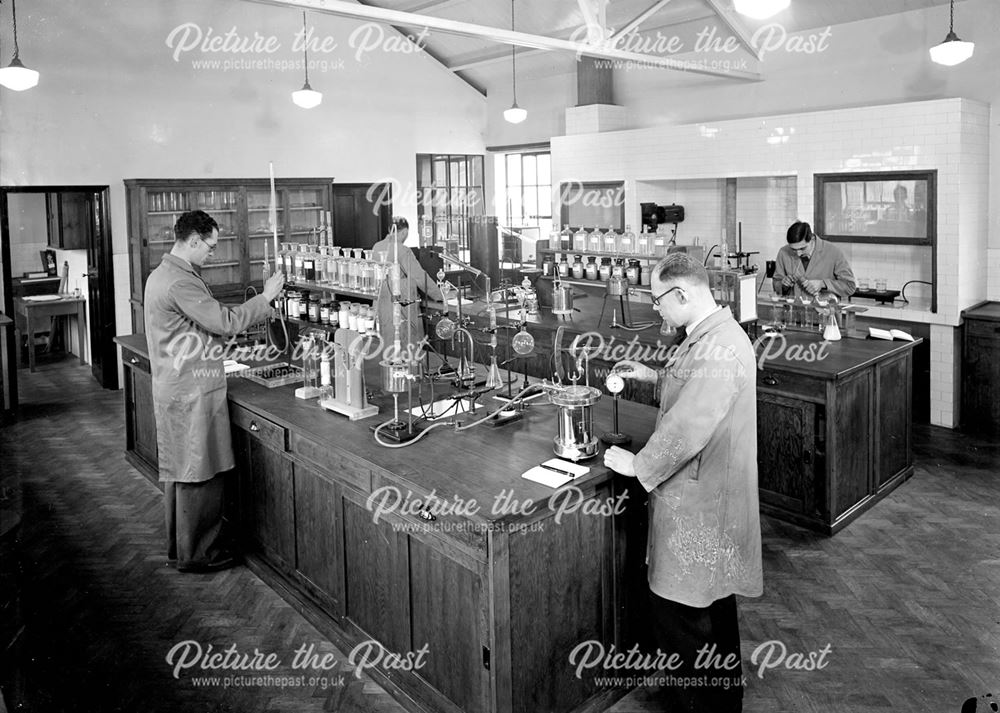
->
xmin=199 ymin=236 xmax=218 ymax=253
xmin=651 ymin=285 xmax=683 ymax=307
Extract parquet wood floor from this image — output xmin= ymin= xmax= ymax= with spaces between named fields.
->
xmin=1 ymin=362 xmax=998 ymax=712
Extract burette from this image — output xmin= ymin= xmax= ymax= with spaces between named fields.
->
xmin=264 ymin=161 xmax=289 ymax=352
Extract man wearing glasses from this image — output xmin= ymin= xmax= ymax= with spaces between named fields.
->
xmin=604 ymin=253 xmax=761 ymax=713
xmin=772 ymin=220 xmax=856 ymax=298
xmin=144 ymin=210 xmax=284 ymax=573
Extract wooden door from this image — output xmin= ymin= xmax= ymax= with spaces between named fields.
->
xmin=86 ymin=188 xmax=118 ymax=389
xmin=341 ymin=492 xmax=411 ymax=654
xmin=332 ymin=183 xmax=392 ymax=250
xmin=757 ymin=392 xmax=822 ymax=518
xmin=292 ymin=463 xmax=345 ymax=617
xmin=245 ymin=437 xmax=295 ymax=569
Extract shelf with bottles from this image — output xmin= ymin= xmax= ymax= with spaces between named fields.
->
xmin=283 ymin=280 xmax=377 ymax=302
xmin=537 ymin=247 xmax=666 ymax=261
xmin=536 ymin=275 xmax=652 ymax=294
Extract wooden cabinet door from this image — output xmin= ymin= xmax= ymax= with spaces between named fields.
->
xmin=292 ymin=463 xmax=345 ymax=617
xmin=131 ymin=366 xmax=158 ymax=467
xmin=341 ymin=492 xmax=412 ymax=654
xmin=757 ymin=392 xmax=823 ymax=519
xmin=408 ymin=537 xmax=489 ymax=713
xmin=244 ymin=437 xmax=295 ymax=569
xmin=875 ymin=355 xmax=911 ymax=489
xmin=962 ymin=320 xmax=1000 ymax=436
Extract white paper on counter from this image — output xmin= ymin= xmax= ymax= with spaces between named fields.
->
xmin=224 ymin=360 xmax=250 ymax=375
xmin=521 ymin=459 xmax=591 ymax=488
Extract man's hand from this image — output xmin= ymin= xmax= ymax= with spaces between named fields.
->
xmin=612 ymin=360 xmax=657 ymax=384
xmin=800 ymin=279 xmax=824 ymax=295
xmin=781 ymin=275 xmax=796 ymax=288
xmin=263 ymin=271 xmax=285 ymax=302
xmin=603 ymin=445 xmax=636 ymax=477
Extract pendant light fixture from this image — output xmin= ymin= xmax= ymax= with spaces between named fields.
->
xmin=929 ymin=0 xmax=974 ymax=66
xmin=503 ymin=0 xmax=527 ymax=124
xmin=291 ymin=11 xmax=322 ymax=109
xmin=0 ymin=0 xmax=39 ymax=92
xmin=733 ymin=0 xmax=790 ymax=21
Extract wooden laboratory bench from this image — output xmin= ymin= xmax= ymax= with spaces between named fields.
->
xmin=116 ymin=331 xmax=655 ymax=713
xmin=753 ymin=331 xmax=921 ymax=534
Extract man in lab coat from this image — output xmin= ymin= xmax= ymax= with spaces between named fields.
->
xmin=370 ymin=217 xmax=444 ymax=365
xmin=604 ymin=253 xmax=762 ymax=712
xmin=772 ymin=220 xmax=856 ymax=299
xmin=144 ymin=210 xmax=283 ymax=573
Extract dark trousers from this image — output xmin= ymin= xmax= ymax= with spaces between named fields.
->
xmin=648 ymin=592 xmax=744 ymax=713
xmin=164 ymin=475 xmax=227 ymax=567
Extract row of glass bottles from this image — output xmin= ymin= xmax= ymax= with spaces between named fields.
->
xmin=768 ymin=293 xmax=843 ymax=332
xmin=552 ymin=225 xmax=675 ymax=258
xmin=281 ymin=291 xmax=377 ymax=333
xmin=280 ymin=242 xmax=387 ymax=294
xmin=543 ymin=254 xmax=650 ymax=286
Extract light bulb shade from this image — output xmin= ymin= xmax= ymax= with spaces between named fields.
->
xmin=291 ymin=82 xmax=322 ymax=109
xmin=503 ymin=103 xmax=527 ymax=124
xmin=0 ymin=56 xmax=39 ymax=91
xmin=929 ymin=31 xmax=975 ymax=66
xmin=733 ymin=0 xmax=790 ymax=20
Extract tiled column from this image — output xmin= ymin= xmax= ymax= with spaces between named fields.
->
xmin=929 ymin=324 xmax=962 ymax=428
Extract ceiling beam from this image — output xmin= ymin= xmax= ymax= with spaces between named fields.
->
xmin=700 ymin=0 xmax=763 ymax=61
xmin=399 ymin=0 xmax=465 ymax=12
xmin=242 ymin=0 xmax=761 ymax=81
xmin=611 ymin=0 xmax=674 ymax=42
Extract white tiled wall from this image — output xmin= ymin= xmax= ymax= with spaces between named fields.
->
xmin=734 ymin=176 xmax=797 ymax=271
xmin=990 ymin=249 xmax=1000 ymax=301
xmin=552 ymin=98 xmax=991 ymax=428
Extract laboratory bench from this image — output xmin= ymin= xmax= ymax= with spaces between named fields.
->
xmin=115 ymin=309 xmax=920 ymax=710
xmin=117 ymin=331 xmax=654 ymax=713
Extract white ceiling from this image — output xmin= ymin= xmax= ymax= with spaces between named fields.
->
xmin=254 ymin=0 xmax=967 ymax=93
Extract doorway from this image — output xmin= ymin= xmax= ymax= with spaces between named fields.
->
xmin=0 ymin=186 xmax=118 ymax=409
xmin=332 ymin=183 xmax=392 ymax=250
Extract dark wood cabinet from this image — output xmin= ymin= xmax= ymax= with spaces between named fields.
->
xmin=331 ymin=182 xmax=392 ymax=250
xmin=221 ymin=379 xmax=647 ymax=713
xmin=756 ymin=337 xmax=917 ymax=534
xmin=115 ymin=335 xmax=159 ymax=486
xmin=124 ymin=178 xmax=334 ymax=332
xmin=961 ymin=301 xmax=1000 ymax=438
xmin=46 ymin=191 xmax=91 ymax=250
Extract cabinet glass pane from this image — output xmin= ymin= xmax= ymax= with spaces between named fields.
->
xmin=146 ymin=190 xmax=191 ymax=215
xmin=192 ymin=190 xmax=238 ymax=213
xmin=200 ymin=262 xmax=242 ymax=287
xmin=247 ymin=190 xmax=283 ymax=238
xmin=288 ymin=189 xmax=327 ymax=241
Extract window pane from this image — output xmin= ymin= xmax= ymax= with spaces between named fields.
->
xmin=523 ymin=155 xmax=537 ymax=186
xmin=434 ymin=158 xmax=448 ymax=187
xmin=523 ymin=186 xmax=538 ymax=222
xmin=506 ymin=154 xmax=521 ymax=187
xmin=508 ymin=192 xmax=522 ymax=222
xmin=537 ymin=154 xmax=551 ymax=185
xmin=537 ymin=185 xmax=552 ymax=218
xmin=471 ymin=156 xmax=484 ymax=186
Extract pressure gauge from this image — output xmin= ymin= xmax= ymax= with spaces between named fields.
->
xmin=605 ymin=373 xmax=625 ymax=395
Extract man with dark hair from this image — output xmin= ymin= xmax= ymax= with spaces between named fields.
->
xmin=604 ymin=253 xmax=761 ymax=712
xmin=145 ymin=210 xmax=284 ymax=573
xmin=772 ymin=220 xmax=856 ymax=298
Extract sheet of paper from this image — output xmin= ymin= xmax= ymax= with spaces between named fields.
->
xmin=521 ymin=466 xmax=574 ymax=489
xmin=542 ymin=458 xmax=590 ymax=478
xmin=223 ymin=360 xmax=250 ymax=375
xmin=404 ymin=398 xmax=472 ymax=421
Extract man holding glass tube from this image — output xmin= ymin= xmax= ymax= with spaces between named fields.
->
xmin=772 ymin=221 xmax=857 ymax=299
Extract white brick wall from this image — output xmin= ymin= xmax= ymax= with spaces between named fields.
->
xmin=552 ymin=98 xmax=991 ymax=428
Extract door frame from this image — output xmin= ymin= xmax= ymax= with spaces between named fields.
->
xmin=0 ymin=185 xmax=118 ymax=400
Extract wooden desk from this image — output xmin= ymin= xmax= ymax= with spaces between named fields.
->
xmin=13 ymin=296 xmax=87 ymax=373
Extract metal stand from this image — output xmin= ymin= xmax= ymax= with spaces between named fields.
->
xmin=600 ymin=394 xmax=631 ymax=446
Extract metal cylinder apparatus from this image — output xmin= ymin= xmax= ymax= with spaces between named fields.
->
xmin=606 ymin=275 xmax=628 ymax=297
xmin=549 ymin=385 xmax=602 ymax=461
xmin=552 ymin=284 xmax=575 ymax=315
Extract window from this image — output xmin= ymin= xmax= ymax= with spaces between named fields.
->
xmin=500 ymin=151 xmax=552 ymax=242
xmin=416 ymin=154 xmax=485 ymax=261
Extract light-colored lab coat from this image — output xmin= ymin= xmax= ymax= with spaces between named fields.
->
xmin=144 ymin=254 xmax=272 ymax=483
xmin=633 ymin=307 xmax=763 ymax=608
xmin=369 ymin=237 xmax=443 ymax=361
xmin=773 ymin=236 xmax=857 ymax=298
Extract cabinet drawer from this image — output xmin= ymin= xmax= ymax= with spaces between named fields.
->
xmin=122 ymin=349 xmax=150 ymax=374
xmin=965 ymin=319 xmax=1000 ymax=340
xmin=231 ymin=403 xmax=287 ymax=452
xmin=757 ymin=368 xmax=826 ymax=401
xmin=289 ymin=431 xmax=372 ymax=494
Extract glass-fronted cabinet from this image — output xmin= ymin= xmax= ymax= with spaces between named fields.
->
xmin=126 ymin=178 xmax=333 ymax=332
